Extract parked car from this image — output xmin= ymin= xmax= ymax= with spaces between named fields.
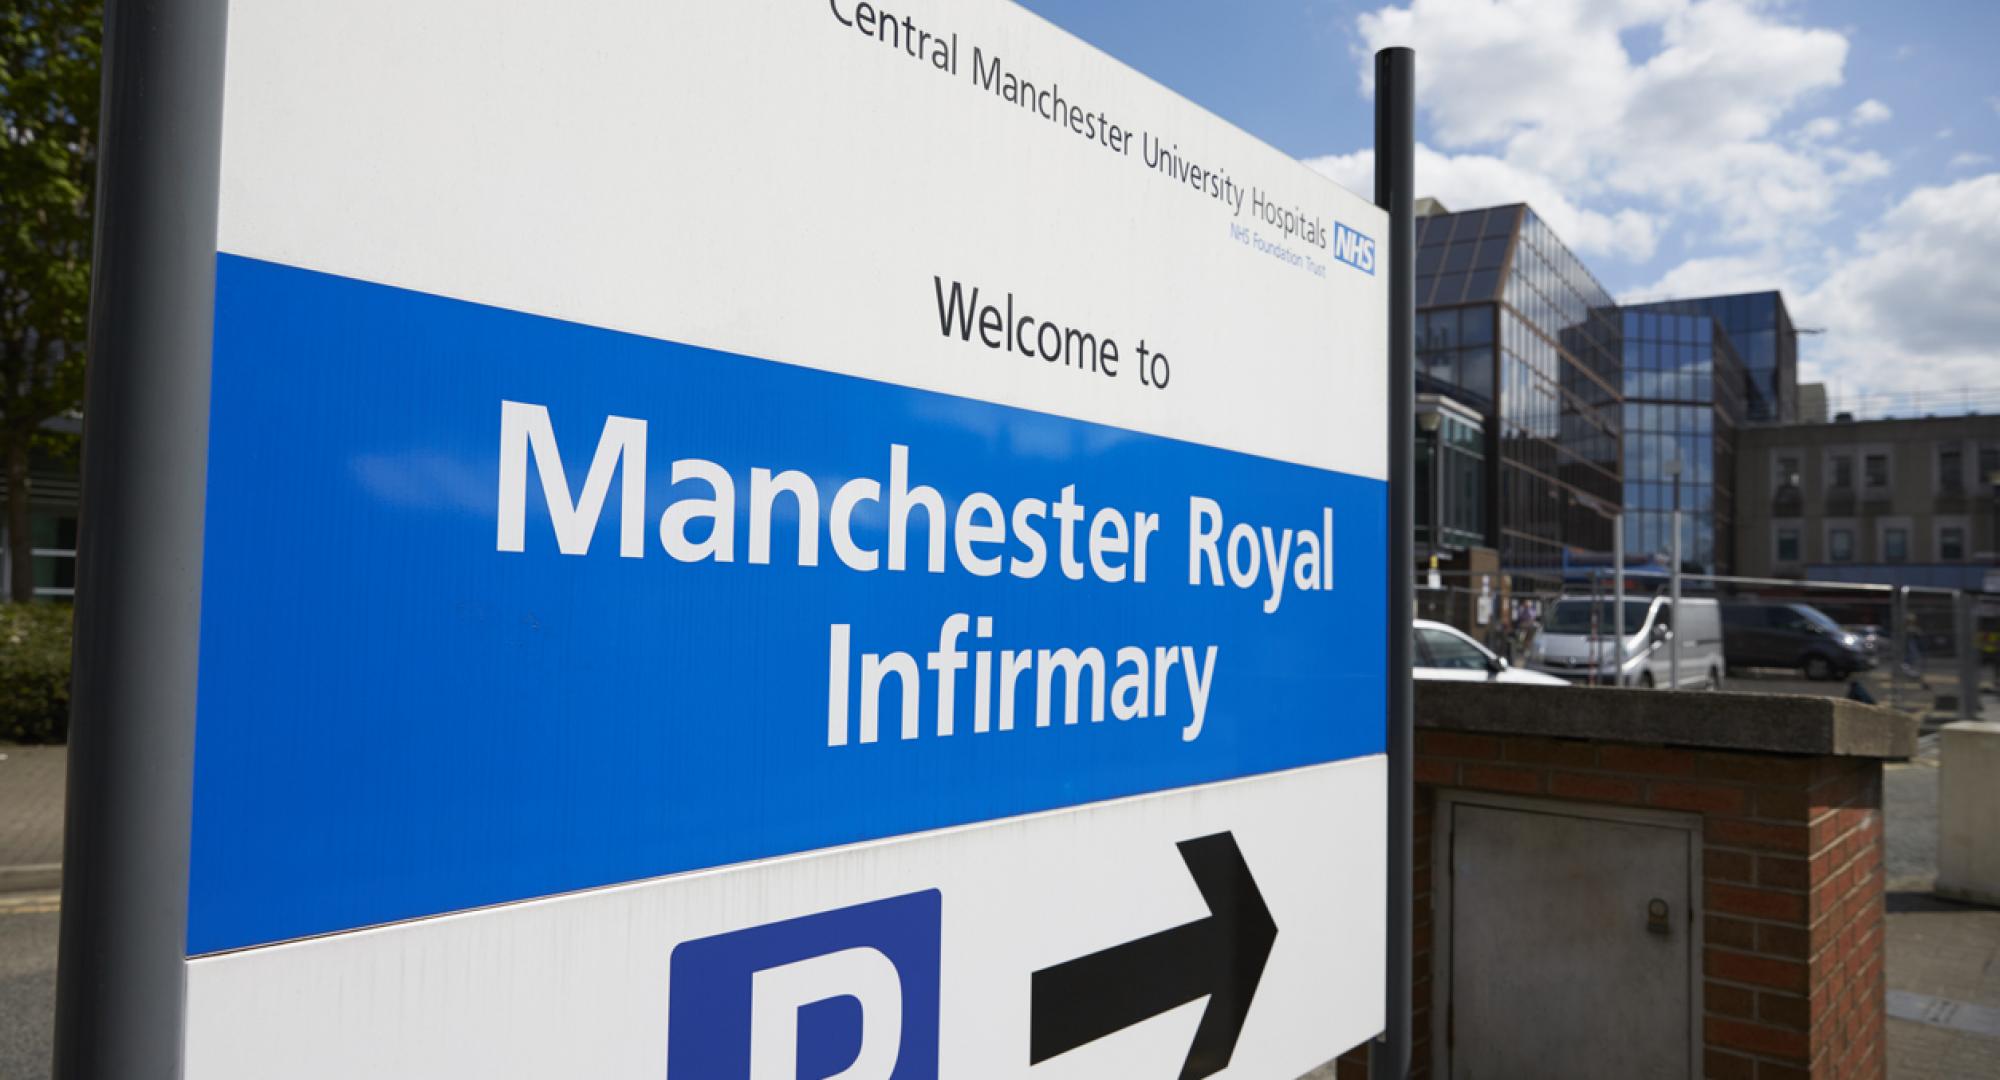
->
xmin=1524 ymin=595 xmax=1724 ymax=690
xmin=1415 ymin=619 xmax=1569 ymax=686
xmin=1722 ymin=602 xmax=1875 ymax=680
xmin=1843 ymin=624 xmax=1885 ymax=662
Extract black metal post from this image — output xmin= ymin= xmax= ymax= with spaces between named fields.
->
xmin=1990 ymin=478 xmax=1999 ymax=569
xmin=1431 ymin=427 xmax=1444 ymax=566
xmin=54 ymin=1 xmax=227 ymax=1077
xmin=1371 ymin=45 xmax=1415 ymax=1080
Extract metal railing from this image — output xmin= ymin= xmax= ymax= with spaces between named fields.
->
xmin=1417 ymin=566 xmax=1997 ymax=720
xmin=1814 ymin=385 xmax=2000 ymax=422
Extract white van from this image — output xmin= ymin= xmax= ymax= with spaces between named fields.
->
xmin=1525 ymin=595 xmax=1724 ymax=690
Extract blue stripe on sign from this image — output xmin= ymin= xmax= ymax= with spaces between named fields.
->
xmin=188 ymin=253 xmax=1386 ymax=954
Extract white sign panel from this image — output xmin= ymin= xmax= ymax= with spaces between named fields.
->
xmin=184 ymin=0 xmax=1389 ymax=1075
xmin=187 ymin=761 xmax=1384 ymax=1079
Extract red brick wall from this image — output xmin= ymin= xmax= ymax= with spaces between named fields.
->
xmin=1333 ymin=733 xmax=1885 ymax=1080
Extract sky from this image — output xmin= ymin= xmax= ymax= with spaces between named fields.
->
xmin=1016 ymin=0 xmax=2000 ymax=409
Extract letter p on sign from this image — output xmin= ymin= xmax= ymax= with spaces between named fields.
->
xmin=668 ymin=890 xmax=941 ymax=1079
xmin=750 ymin=947 xmax=903 ymax=1080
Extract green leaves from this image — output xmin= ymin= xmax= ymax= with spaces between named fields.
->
xmin=1 ymin=0 xmax=101 ymax=439
xmin=0 ymin=601 xmax=72 ymax=741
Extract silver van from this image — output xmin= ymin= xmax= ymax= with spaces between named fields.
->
xmin=1525 ymin=595 xmax=1724 ymax=690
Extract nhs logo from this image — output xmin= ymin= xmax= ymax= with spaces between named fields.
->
xmin=668 ymin=891 xmax=942 ymax=1079
xmin=1332 ymin=222 xmax=1376 ymax=275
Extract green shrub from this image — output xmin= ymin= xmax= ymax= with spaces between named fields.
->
xmin=0 ymin=602 xmax=73 ymax=743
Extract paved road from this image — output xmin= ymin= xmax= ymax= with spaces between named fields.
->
xmin=1879 ymin=693 xmax=2000 ymax=1079
xmin=0 ymin=746 xmax=65 ymax=895
xmin=0 ymin=745 xmax=63 ymax=1080
xmin=1725 ymin=664 xmax=1963 ymax=716
xmin=0 ymin=894 xmax=58 ymax=1080
xmin=1887 ymin=890 xmax=2000 ymax=1079
xmin=1888 ymin=733 xmax=1941 ymax=891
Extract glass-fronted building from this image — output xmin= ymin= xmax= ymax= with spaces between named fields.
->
xmin=1626 ymin=292 xmax=1796 ymax=423
xmin=1415 ymin=394 xmax=1487 ymax=553
xmin=1616 ymin=309 xmax=1747 ymax=574
xmin=1414 ymin=203 xmax=1625 ymax=577
xmin=1410 ymin=205 xmax=1802 ymax=583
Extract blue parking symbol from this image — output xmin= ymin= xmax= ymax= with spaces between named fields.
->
xmin=668 ymin=890 xmax=942 ymax=1079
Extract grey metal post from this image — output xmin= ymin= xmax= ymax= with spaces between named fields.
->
xmin=1957 ymin=589 xmax=1980 ymax=720
xmin=1431 ymin=427 xmax=1444 ymax=568
xmin=1613 ymin=514 xmax=1626 ymax=685
xmin=53 ymin=1 xmax=227 ymax=1077
xmin=1371 ymin=44 xmax=1415 ymax=1080
xmin=1589 ymin=569 xmax=1601 ymax=685
xmin=1892 ymin=586 xmax=1909 ymax=704
xmin=1670 ymin=474 xmax=1682 ymax=689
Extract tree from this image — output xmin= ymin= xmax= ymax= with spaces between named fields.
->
xmin=0 ymin=0 xmax=98 ymax=601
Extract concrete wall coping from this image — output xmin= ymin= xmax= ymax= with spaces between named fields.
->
xmin=1942 ymin=720 xmax=2000 ymax=737
xmin=1416 ymin=682 xmax=1917 ymax=760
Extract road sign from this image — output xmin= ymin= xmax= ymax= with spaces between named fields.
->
xmin=185 ymin=763 xmax=1379 ymax=1078
xmin=1029 ymin=832 xmax=1277 ymax=1077
xmin=77 ymin=0 xmax=1389 ymax=1075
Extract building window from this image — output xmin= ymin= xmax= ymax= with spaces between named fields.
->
xmin=14 ymin=514 xmax=78 ymax=600
xmin=1774 ymin=454 xmax=1801 ymax=490
xmin=0 ymin=514 xmax=77 ymax=601
xmin=1940 ymin=526 xmax=1966 ymax=562
xmin=1884 ymin=527 xmax=1909 ymax=563
xmin=1416 ymin=406 xmax=1487 ymax=552
xmin=1829 ymin=528 xmax=1855 ymax=563
xmin=1982 ymin=445 xmax=2000 ymax=489
xmin=1829 ymin=454 xmax=1854 ymax=490
xmin=1775 ymin=526 xmax=1801 ymax=564
xmin=1939 ymin=444 xmax=1965 ymax=493
xmin=1864 ymin=453 xmax=1889 ymax=489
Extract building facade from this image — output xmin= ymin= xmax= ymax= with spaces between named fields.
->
xmin=1415 ymin=392 xmax=1486 ymax=555
xmin=1735 ymin=414 xmax=2000 ymax=586
xmin=1797 ymin=382 xmax=1828 ymax=424
xmin=1403 ymin=202 xmax=1839 ymax=588
xmin=0 ymin=421 xmax=82 ymax=602
xmin=1614 ymin=307 xmax=1748 ymax=575
xmin=1414 ymin=202 xmax=1625 ymax=580
xmin=1627 ymin=291 xmax=1798 ymax=424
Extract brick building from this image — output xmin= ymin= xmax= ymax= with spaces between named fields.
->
xmin=1736 ymin=414 xmax=2000 ymax=587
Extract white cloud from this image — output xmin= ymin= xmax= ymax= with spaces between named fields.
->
xmin=1850 ymin=99 xmax=1891 ymax=125
xmin=1352 ymin=0 xmax=1877 ymax=244
xmin=1628 ymin=173 xmax=2000 ymax=394
xmin=1796 ymin=173 xmax=2000 ymax=394
xmin=1823 ymin=146 xmax=1892 ymax=185
xmin=1307 ymin=144 xmax=1659 ymax=259
xmin=1621 ymin=252 xmax=1803 ymax=306
xmin=1335 ymin=0 xmax=1996 ymax=403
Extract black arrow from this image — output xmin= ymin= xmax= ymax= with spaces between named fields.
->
xmin=1029 ymin=831 xmax=1277 ymax=1079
